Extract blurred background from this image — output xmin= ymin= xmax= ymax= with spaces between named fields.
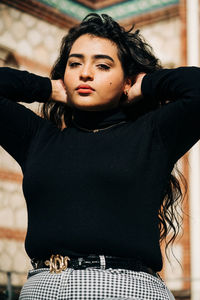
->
xmin=0 ymin=0 xmax=199 ymax=299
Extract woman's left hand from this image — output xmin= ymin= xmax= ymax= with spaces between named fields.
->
xmin=121 ymin=73 xmax=146 ymax=106
xmin=50 ymin=79 xmax=68 ymax=104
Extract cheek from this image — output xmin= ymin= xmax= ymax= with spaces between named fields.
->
xmin=97 ymin=81 xmax=123 ymax=102
xmin=105 ymin=70 xmax=125 ymax=91
xmin=104 ymin=78 xmax=124 ymax=95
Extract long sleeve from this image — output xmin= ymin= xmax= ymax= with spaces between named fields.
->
xmin=0 ymin=67 xmax=52 ymax=167
xmin=141 ymin=66 xmax=200 ymax=162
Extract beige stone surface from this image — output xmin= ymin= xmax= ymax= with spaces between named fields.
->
xmin=0 ymin=19 xmax=4 ymax=34
xmin=33 ymin=46 xmax=49 ymax=65
xmin=0 ymin=180 xmax=26 ymax=229
xmin=21 ymin=13 xmax=36 ymax=28
xmin=0 ymin=207 xmax=14 ymax=228
xmin=10 ymin=193 xmax=24 ymax=210
xmin=0 ymin=272 xmax=7 ymax=286
xmin=12 ymin=272 xmax=28 ymax=287
xmin=0 ymin=3 xmax=66 ymax=66
xmin=0 ymin=239 xmax=31 ymax=286
xmin=14 ymin=251 xmax=27 ymax=273
xmin=7 ymin=240 xmax=17 ymax=256
xmin=0 ymin=252 xmax=12 ymax=271
xmin=11 ymin=21 xmax=27 ymax=40
xmin=0 ymin=31 xmax=17 ymax=50
xmin=164 ymin=243 xmax=183 ymax=290
xmin=17 ymin=40 xmax=33 ymax=58
xmin=0 ymin=240 xmax=4 ymax=253
xmin=36 ymin=20 xmax=51 ymax=34
xmin=44 ymin=35 xmax=55 ymax=51
xmin=27 ymin=29 xmax=43 ymax=47
xmin=15 ymin=208 xmax=27 ymax=229
xmin=9 ymin=7 xmax=20 ymax=20
xmin=141 ymin=17 xmax=181 ymax=67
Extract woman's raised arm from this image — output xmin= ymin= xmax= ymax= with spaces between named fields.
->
xmin=141 ymin=66 xmax=200 ymax=162
xmin=0 ymin=67 xmax=52 ymax=168
xmin=0 ymin=67 xmax=51 ymax=102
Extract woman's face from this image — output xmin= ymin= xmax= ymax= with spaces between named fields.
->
xmin=64 ymin=34 xmax=131 ymax=111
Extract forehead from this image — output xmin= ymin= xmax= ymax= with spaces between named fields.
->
xmin=69 ymin=34 xmax=119 ymax=58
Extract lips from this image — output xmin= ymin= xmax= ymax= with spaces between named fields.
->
xmin=76 ymin=84 xmax=94 ymax=94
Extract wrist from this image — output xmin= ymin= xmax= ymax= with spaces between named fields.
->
xmin=50 ymin=79 xmax=68 ymax=103
xmin=50 ymin=80 xmax=58 ymax=100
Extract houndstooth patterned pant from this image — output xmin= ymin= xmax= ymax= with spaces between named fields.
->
xmin=19 ymin=267 xmax=175 ymax=299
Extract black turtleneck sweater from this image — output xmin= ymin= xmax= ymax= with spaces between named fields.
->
xmin=1 ymin=67 xmax=200 ymax=271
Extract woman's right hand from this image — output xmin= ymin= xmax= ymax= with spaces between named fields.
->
xmin=50 ymin=79 xmax=68 ymax=104
xmin=121 ymin=73 xmax=146 ymax=107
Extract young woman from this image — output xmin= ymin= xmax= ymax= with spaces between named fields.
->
xmin=0 ymin=13 xmax=199 ymax=300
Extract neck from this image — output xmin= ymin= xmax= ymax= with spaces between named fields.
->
xmin=72 ymin=107 xmax=128 ymax=130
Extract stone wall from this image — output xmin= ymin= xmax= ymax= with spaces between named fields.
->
xmin=141 ymin=16 xmax=181 ymax=67
xmin=0 ymin=3 xmax=66 ymax=73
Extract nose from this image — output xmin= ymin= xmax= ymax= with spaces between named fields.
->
xmin=79 ymin=64 xmax=94 ymax=81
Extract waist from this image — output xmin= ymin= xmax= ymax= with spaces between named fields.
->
xmin=31 ymin=254 xmax=159 ymax=278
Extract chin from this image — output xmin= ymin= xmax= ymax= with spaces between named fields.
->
xmin=69 ymin=99 xmax=117 ymax=111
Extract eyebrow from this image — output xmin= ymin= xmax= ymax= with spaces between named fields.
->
xmin=68 ymin=53 xmax=114 ymax=63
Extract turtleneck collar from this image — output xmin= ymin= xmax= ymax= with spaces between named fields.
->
xmin=71 ymin=106 xmax=128 ymax=130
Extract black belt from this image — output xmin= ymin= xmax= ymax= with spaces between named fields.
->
xmin=31 ymin=254 xmax=159 ymax=278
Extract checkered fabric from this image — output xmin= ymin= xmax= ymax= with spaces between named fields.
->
xmin=19 ymin=267 xmax=174 ymax=299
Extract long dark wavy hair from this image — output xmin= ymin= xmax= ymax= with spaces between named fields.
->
xmin=41 ymin=13 xmax=187 ymax=259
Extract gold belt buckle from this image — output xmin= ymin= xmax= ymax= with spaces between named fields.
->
xmin=45 ymin=254 xmax=70 ymax=274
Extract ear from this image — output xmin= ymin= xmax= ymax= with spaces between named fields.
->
xmin=123 ymin=78 xmax=132 ymax=94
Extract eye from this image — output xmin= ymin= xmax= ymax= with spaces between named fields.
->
xmin=69 ymin=62 xmax=81 ymax=68
xmin=97 ymin=64 xmax=110 ymax=71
